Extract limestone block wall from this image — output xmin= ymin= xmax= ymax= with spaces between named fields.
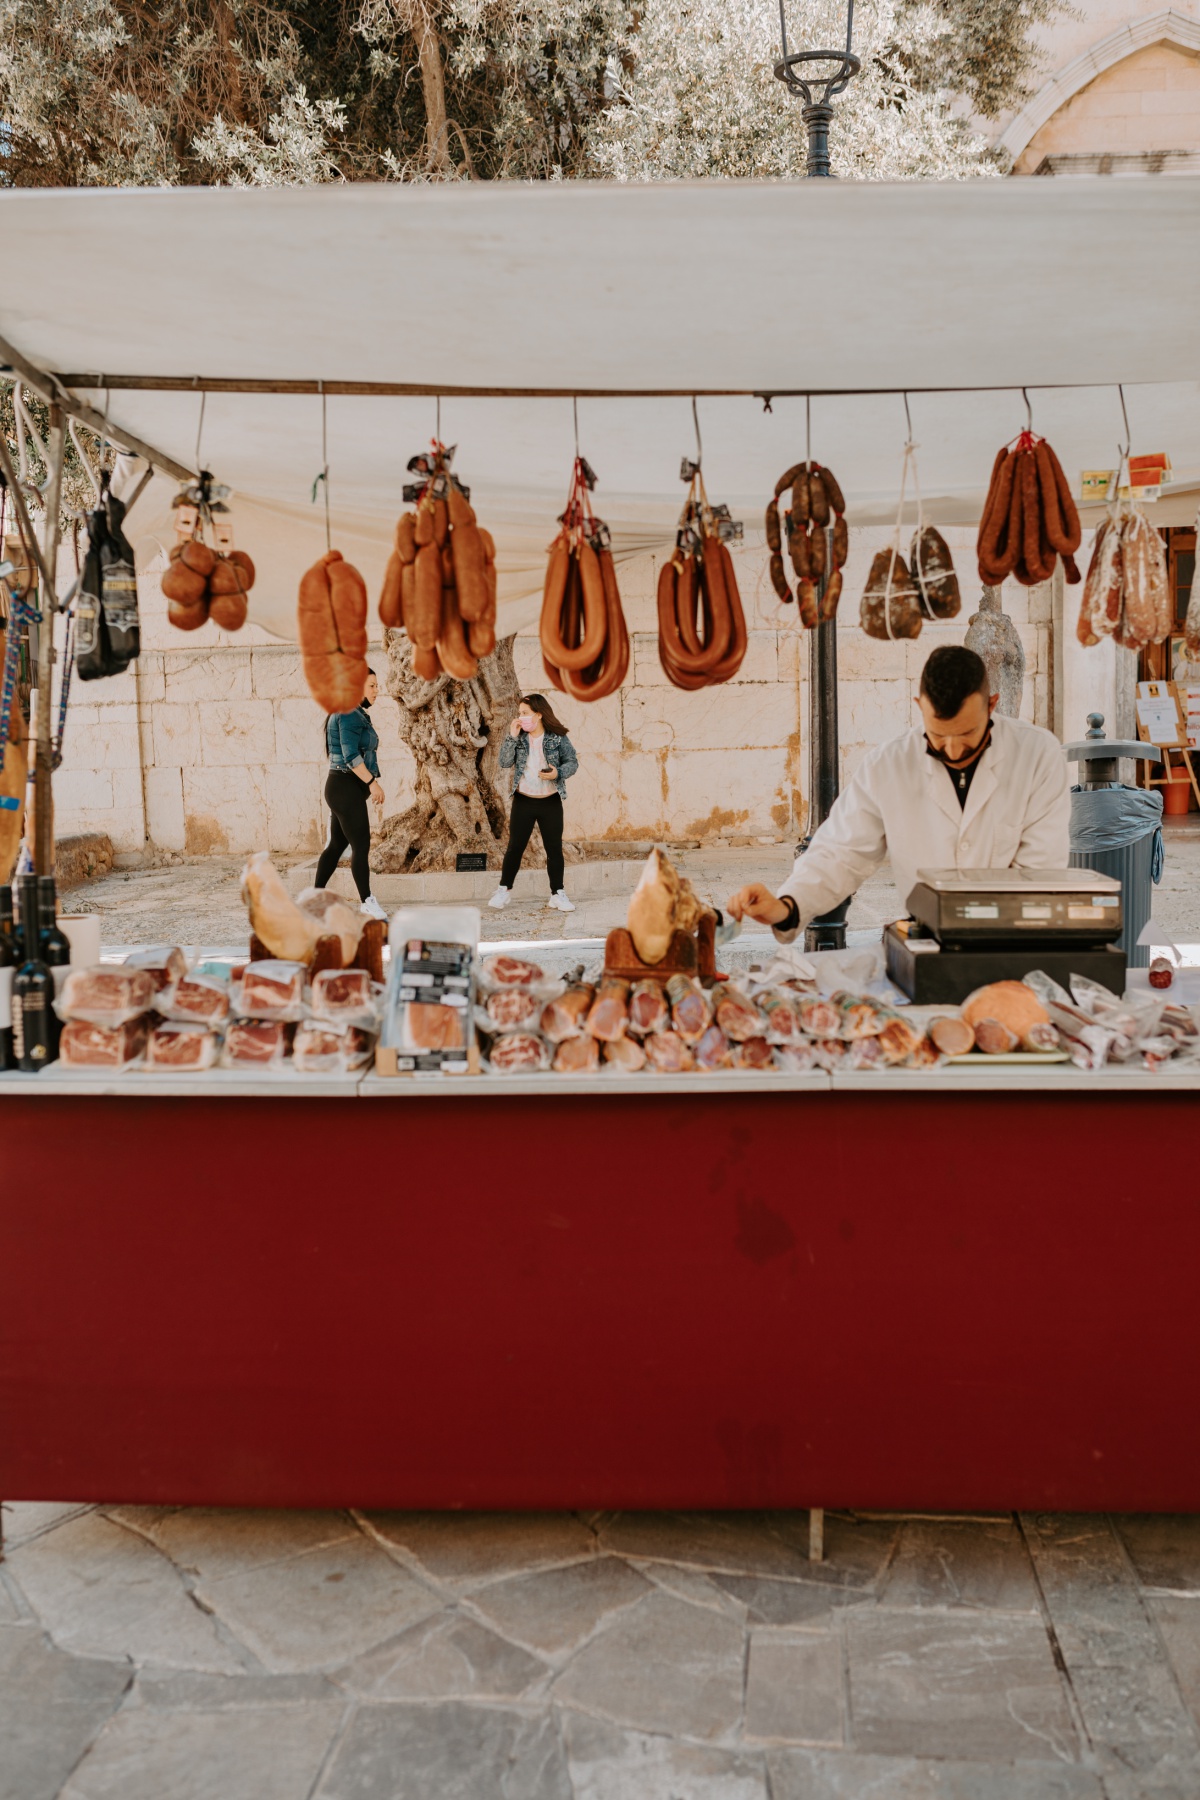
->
xmin=52 ymin=525 xmax=1061 ymax=859
xmin=1014 ymin=39 xmax=1200 ymax=171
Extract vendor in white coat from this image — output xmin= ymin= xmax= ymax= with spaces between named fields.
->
xmin=728 ymin=646 xmax=1071 ymax=940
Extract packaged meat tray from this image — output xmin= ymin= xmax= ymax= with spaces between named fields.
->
xmin=222 ymin=1018 xmax=292 ymax=1068
xmin=310 ymin=968 xmax=379 ymax=1027
xmin=60 ymin=1013 xmax=152 ymax=1069
xmin=123 ymin=945 xmax=187 ymax=997
xmin=294 ymin=1021 xmax=375 ymax=1073
xmin=487 ymin=1031 xmax=549 ymax=1073
xmin=231 ymin=961 xmax=307 ymax=1021
xmin=159 ymin=972 xmax=230 ymax=1026
xmin=380 ymin=905 xmax=479 ymax=1074
xmin=59 ymin=965 xmax=156 ymax=1029
xmin=146 ymin=1022 xmax=220 ymax=1071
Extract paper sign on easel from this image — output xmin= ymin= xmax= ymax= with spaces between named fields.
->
xmin=1136 ymin=681 xmax=1183 ymax=745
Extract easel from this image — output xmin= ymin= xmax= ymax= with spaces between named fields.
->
xmin=1136 ymin=680 xmax=1200 ymax=810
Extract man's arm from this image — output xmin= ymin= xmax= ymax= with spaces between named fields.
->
xmin=1015 ymin=737 xmax=1072 ymax=870
xmin=728 ymin=760 xmax=889 ymax=941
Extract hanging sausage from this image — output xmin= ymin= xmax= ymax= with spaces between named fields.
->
xmin=658 ymin=462 xmax=746 ymax=688
xmin=299 ymin=549 xmax=369 ymax=713
xmin=161 ymin=473 xmax=255 ymax=633
xmin=540 ymin=457 xmax=629 ymax=702
xmin=765 ymin=461 xmax=848 ymax=628
xmin=1077 ymin=476 xmax=1171 ymax=653
xmin=378 ymin=442 xmax=496 ymax=684
xmin=977 ymin=430 xmax=1082 ymax=588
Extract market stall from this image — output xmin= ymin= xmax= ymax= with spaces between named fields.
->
xmin=3 ymin=175 xmax=1200 ymax=1521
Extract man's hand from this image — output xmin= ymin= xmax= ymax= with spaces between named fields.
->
xmin=509 ymin=720 xmax=522 ymax=739
xmin=726 ymin=883 xmax=790 ymax=926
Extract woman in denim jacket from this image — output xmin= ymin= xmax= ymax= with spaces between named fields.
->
xmin=313 ymin=670 xmax=388 ymax=921
xmin=489 ymin=694 xmax=579 ymax=912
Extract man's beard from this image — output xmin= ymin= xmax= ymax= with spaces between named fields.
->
xmin=925 ymin=723 xmax=992 ymax=771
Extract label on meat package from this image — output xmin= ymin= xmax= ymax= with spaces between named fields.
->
xmin=403 ymin=940 xmax=473 ymax=979
xmin=398 ymin=985 xmax=468 ymax=1007
xmin=395 ymin=1052 xmax=469 ymax=1073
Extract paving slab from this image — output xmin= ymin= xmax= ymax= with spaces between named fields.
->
xmin=711 ymin=1573 xmax=868 ymax=1630
xmin=0 ymin=1624 xmax=132 ymax=1800
xmin=118 ymin=1507 xmax=360 ymax=1581
xmin=877 ymin=1520 xmax=1041 ymax=1615
xmin=844 ymin=1609 xmax=1077 ymax=1762
xmin=466 ymin=1557 xmax=650 ymax=1657
xmin=596 ymin=1512 xmax=824 ymax=1581
xmin=765 ymin=1747 xmax=1104 ymax=1799
xmin=132 ymin=1669 xmax=343 ymax=1709
xmin=564 ymin=1713 xmax=768 ymax=1800
xmin=332 ymin=1612 xmax=549 ymax=1700
xmin=360 ymin=1511 xmax=597 ymax=1588
xmin=6 ymin=1512 xmax=250 ymax=1673
xmin=641 ymin=1560 xmax=750 ymax=1617
xmin=743 ymin=1628 xmax=844 ymax=1745
xmin=1115 ymin=1516 xmax=1200 ymax=1593
xmin=314 ymin=1699 xmax=572 ymax=1800
xmin=194 ymin=1534 xmax=441 ymax=1673
xmin=1 ymin=1503 xmax=96 ymax=1551
xmin=1145 ymin=1595 xmax=1200 ymax=1734
xmin=57 ymin=1688 xmax=344 ymax=1800
xmin=551 ymin=1591 xmax=745 ymax=1741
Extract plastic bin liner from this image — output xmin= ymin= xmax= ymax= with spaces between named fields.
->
xmin=1070 ymin=785 xmax=1164 ymax=883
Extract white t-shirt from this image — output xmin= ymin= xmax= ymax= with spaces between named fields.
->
xmin=518 ymin=731 xmax=557 ymax=798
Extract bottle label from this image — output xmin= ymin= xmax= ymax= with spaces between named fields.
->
xmin=0 ymin=966 xmax=11 ymax=1030
xmin=11 ymin=991 xmax=24 ymax=1061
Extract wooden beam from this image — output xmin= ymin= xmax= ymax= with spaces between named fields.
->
xmin=0 ymin=333 xmax=192 ymax=482
xmin=51 ymin=375 xmax=1110 ymax=400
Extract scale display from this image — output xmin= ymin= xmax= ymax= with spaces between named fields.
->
xmin=906 ymin=869 xmax=1123 ymax=948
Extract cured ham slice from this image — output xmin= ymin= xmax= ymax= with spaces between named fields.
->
xmin=540 ymin=985 xmax=595 ymax=1042
xmin=61 ymin=1015 xmax=150 ymax=1068
xmin=694 ymin=1025 xmax=731 ymax=1070
xmin=605 ymin=1036 xmax=647 ymax=1071
xmin=666 ymin=974 xmax=710 ymax=1043
xmin=628 ymin=980 xmax=669 ymax=1036
xmin=643 ymin=1029 xmax=694 ymax=1072
xmin=224 ymin=1019 xmax=290 ymax=1065
xmin=484 ymin=955 xmax=543 ymax=988
xmin=586 ymin=979 xmax=630 ymax=1041
xmin=554 ymin=1035 xmax=600 ymax=1073
xmin=147 ymin=1023 xmax=219 ymax=1069
xmin=312 ymin=968 xmax=375 ymax=1020
xmin=407 ymin=1002 xmax=465 ymax=1050
xmin=61 ymin=966 xmax=155 ymax=1027
xmin=124 ymin=946 xmax=186 ymax=995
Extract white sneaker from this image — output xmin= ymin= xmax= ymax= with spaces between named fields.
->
xmin=360 ymin=895 xmax=388 ymax=923
xmin=488 ymin=887 xmax=511 ymax=910
xmin=549 ymin=890 xmax=576 ymax=912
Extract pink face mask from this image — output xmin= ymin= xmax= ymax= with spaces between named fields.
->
xmin=519 ymin=716 xmax=537 ymax=731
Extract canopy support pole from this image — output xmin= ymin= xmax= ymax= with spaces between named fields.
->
xmin=34 ymin=408 xmax=66 ymax=877
xmin=0 ymin=332 xmax=191 ymax=484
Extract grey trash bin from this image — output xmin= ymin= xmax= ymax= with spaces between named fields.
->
xmin=1065 ymin=713 xmax=1164 ymax=967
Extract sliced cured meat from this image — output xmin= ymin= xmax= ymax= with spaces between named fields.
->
xmin=225 ymin=1019 xmax=290 ymax=1065
xmin=876 ymin=1015 xmax=923 ymax=1065
xmin=799 ymin=996 xmax=841 ymax=1038
xmin=553 ymin=1035 xmax=599 ymax=1073
xmin=586 ymin=979 xmax=630 ymax=1042
xmin=666 ymin=974 xmax=710 ymax=1043
xmin=239 ymin=962 xmax=305 ymax=1018
xmin=713 ymin=987 xmax=762 ymax=1043
xmin=605 ymin=1036 xmax=647 ymax=1071
xmin=60 ymin=1014 xmax=151 ymax=1068
xmin=628 ymin=980 xmax=669 ymax=1036
xmin=147 ymin=1023 xmax=219 ymax=1069
xmin=124 ymin=946 xmax=187 ymax=994
xmin=406 ymin=1002 xmax=465 ymax=1050
xmin=484 ymin=954 xmax=543 ymax=988
xmin=643 ymin=1029 xmax=694 ymax=1073
xmin=1023 ymin=1020 xmax=1062 ymax=1053
xmin=972 ymin=1017 xmax=1019 ymax=1055
xmin=540 ymin=985 xmax=595 ymax=1043
xmin=60 ymin=965 xmax=155 ymax=1026
xmin=734 ymin=1036 xmax=774 ymax=1069
xmin=169 ymin=975 xmax=230 ymax=1024
xmin=311 ymin=968 xmax=375 ymax=1019
xmin=929 ymin=1015 xmax=975 ymax=1057
xmin=694 ymin=1025 xmax=731 ymax=1070
xmin=486 ymin=989 xmax=540 ymax=1029
xmin=756 ymin=990 xmax=803 ymax=1042
xmin=490 ymin=1032 xmax=547 ymax=1072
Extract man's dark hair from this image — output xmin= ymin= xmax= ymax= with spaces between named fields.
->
xmin=919 ymin=646 xmax=990 ymax=719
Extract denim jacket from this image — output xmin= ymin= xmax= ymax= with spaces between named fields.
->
xmin=326 ymin=705 xmax=381 ymax=780
xmin=498 ymin=729 xmax=578 ymax=801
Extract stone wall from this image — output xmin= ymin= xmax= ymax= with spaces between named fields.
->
xmin=52 ymin=525 xmax=1073 ymax=860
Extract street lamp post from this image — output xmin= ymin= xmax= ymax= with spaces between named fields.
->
xmin=774 ymin=3 xmax=860 ymax=953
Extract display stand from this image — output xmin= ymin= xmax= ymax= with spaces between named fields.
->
xmin=602 ymin=913 xmax=719 ymax=986
xmin=1135 ymin=680 xmax=1200 ymax=810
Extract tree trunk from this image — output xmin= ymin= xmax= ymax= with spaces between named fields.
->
xmin=965 ymin=585 xmax=1026 ymax=718
xmin=371 ymin=630 xmax=541 ymax=874
xmin=413 ymin=2 xmax=452 ymax=177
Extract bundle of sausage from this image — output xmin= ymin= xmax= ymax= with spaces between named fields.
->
xmin=540 ymin=458 xmax=629 ymax=702
xmin=657 ymin=469 xmax=746 ymax=688
xmin=765 ymin=462 xmax=847 ymax=628
xmin=379 ymin=443 xmax=497 ymax=684
xmin=976 ymin=432 xmax=1081 ymax=588
xmin=161 ymin=477 xmax=254 ymax=633
xmin=1077 ymin=497 xmax=1171 ymax=651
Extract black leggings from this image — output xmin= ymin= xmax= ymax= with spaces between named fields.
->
xmin=501 ymin=792 xmax=564 ymax=891
xmin=314 ymin=769 xmax=373 ymax=901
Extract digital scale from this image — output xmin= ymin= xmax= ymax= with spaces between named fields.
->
xmin=885 ymin=868 xmax=1126 ymax=1003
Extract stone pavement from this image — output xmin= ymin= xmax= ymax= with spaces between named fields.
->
xmin=5 ymin=1504 xmax=1200 ymax=1798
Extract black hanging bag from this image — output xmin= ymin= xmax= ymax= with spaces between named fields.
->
xmin=76 ymin=476 xmax=139 ymax=680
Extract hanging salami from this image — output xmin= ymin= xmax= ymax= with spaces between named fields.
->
xmin=764 ymin=461 xmax=847 ymax=628
xmin=1077 ymin=479 xmax=1172 ymax=654
xmin=860 ymin=440 xmax=926 ymax=642
xmin=378 ymin=442 xmax=497 ymax=684
xmin=976 ymin=430 xmax=1081 ymax=587
xmin=658 ymin=462 xmax=746 ymax=688
xmin=540 ymin=457 xmax=629 ymax=702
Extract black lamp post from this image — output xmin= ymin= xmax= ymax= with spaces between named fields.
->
xmin=774 ymin=1 xmax=860 ymax=952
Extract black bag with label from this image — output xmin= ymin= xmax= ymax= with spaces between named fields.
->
xmin=77 ymin=480 xmax=139 ymax=681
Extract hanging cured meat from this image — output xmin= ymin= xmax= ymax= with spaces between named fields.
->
xmin=658 ymin=465 xmax=746 ymax=686
xmin=379 ymin=443 xmax=496 ymax=683
xmin=298 ymin=549 xmax=369 ymax=714
xmin=1077 ymin=494 xmax=1171 ymax=652
xmin=1185 ymin=504 xmax=1200 ymax=660
xmin=861 ymin=440 xmax=959 ymax=642
xmin=540 ymin=457 xmax=629 ymax=701
xmin=976 ymin=432 xmax=1082 ymax=588
xmin=162 ymin=475 xmax=255 ymax=632
xmin=765 ymin=461 xmax=847 ymax=628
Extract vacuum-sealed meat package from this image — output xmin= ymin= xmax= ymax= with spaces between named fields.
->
xmin=232 ymin=960 xmax=308 ymax=1020
xmin=482 ymin=954 xmax=543 ymax=989
xmin=59 ymin=965 xmax=156 ymax=1029
xmin=540 ymin=985 xmax=595 ymax=1042
xmin=666 ymin=975 xmax=709 ymax=1043
xmin=123 ymin=945 xmax=187 ymax=998
xmin=713 ymin=987 xmax=762 ymax=1043
xmin=310 ymin=967 xmax=379 ymax=1028
xmin=553 ymin=1034 xmax=599 ymax=1073
xmin=643 ymin=1029 xmax=695 ymax=1072
xmin=695 ymin=1024 xmax=732 ymax=1070
xmin=60 ymin=1013 xmax=151 ymax=1069
xmin=294 ymin=1021 xmax=375 ymax=1073
xmin=488 ymin=1031 xmax=549 ymax=1073
xmin=223 ymin=1018 xmax=292 ymax=1067
xmin=403 ymin=1001 xmax=466 ymax=1051
xmin=628 ymin=980 xmax=669 ymax=1037
xmin=147 ymin=1022 xmax=220 ymax=1070
xmin=604 ymin=1035 xmax=646 ymax=1071
xmin=160 ymin=972 xmax=230 ymax=1026
xmin=485 ymin=987 xmax=540 ymax=1030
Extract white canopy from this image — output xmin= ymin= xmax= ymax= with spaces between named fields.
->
xmin=3 ymin=178 xmax=1198 ymax=637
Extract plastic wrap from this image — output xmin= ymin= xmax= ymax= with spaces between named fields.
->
xmin=146 ymin=1022 xmax=220 ymax=1071
xmin=541 ymin=985 xmax=596 ymax=1042
xmin=123 ymin=945 xmax=187 ymax=998
xmin=60 ymin=1013 xmax=152 ymax=1069
xmin=643 ymin=1029 xmax=694 ymax=1072
xmin=487 ymin=1031 xmax=549 ymax=1073
xmin=628 ymin=980 xmax=669 ymax=1037
xmin=713 ymin=987 xmax=761 ymax=1043
xmin=604 ymin=1036 xmax=646 ymax=1071
xmin=694 ymin=1024 xmax=732 ymax=1070
xmin=231 ymin=961 xmax=308 ymax=1021
xmin=294 ymin=1020 xmax=375 ymax=1073
xmin=310 ymin=967 xmax=379 ymax=1030
xmin=586 ymin=979 xmax=631 ymax=1042
xmin=665 ymin=975 xmax=709 ymax=1043
xmin=158 ymin=972 xmax=231 ymax=1026
xmin=734 ymin=1036 xmax=774 ymax=1069
xmin=482 ymin=953 xmax=544 ymax=989
xmin=484 ymin=987 xmax=542 ymax=1031
xmin=552 ymin=1035 xmax=599 ymax=1073
xmin=222 ymin=1018 xmax=291 ymax=1067
xmin=756 ymin=990 xmax=805 ymax=1044
xmin=58 ymin=965 xmax=156 ymax=1029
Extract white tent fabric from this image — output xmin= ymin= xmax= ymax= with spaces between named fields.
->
xmin=3 ymin=178 xmax=1199 ymax=638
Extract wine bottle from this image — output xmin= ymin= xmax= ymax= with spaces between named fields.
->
xmin=0 ymin=885 xmax=17 ymax=1072
xmin=13 ymin=874 xmax=55 ymax=1072
xmin=38 ymin=877 xmax=70 ymax=1056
